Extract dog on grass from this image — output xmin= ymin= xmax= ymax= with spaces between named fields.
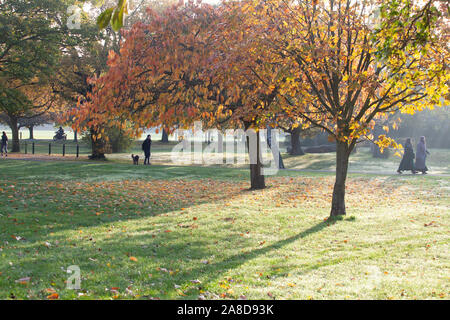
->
xmin=131 ymin=154 xmax=139 ymax=165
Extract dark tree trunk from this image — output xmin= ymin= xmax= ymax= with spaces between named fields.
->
xmin=267 ymin=126 xmax=285 ymax=169
xmin=248 ymin=131 xmax=265 ymax=190
xmin=290 ymin=127 xmax=305 ymax=155
xmin=74 ymin=130 xmax=78 ymax=142
xmin=10 ymin=117 xmax=20 ymax=152
xmin=28 ymin=126 xmax=34 ymax=140
xmin=330 ymin=141 xmax=352 ymax=216
xmin=161 ymin=128 xmax=169 ymax=143
xmin=89 ymin=128 xmax=106 ymax=160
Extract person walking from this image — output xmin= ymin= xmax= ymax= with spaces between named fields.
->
xmin=1 ymin=131 xmax=8 ymax=157
xmin=415 ymin=136 xmax=430 ymax=174
xmin=397 ymin=138 xmax=416 ymax=174
xmin=142 ymin=134 xmax=152 ymax=165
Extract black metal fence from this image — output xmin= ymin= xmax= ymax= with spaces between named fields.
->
xmin=18 ymin=141 xmax=91 ymax=157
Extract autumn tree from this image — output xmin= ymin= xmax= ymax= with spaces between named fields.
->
xmin=65 ymin=0 xmax=182 ymax=157
xmin=233 ymin=0 xmax=449 ymax=215
xmin=0 ymin=0 xmax=70 ymax=150
xmin=76 ymin=2 xmax=285 ymax=188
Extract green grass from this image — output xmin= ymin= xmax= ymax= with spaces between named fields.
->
xmin=283 ymin=147 xmax=450 ymax=174
xmin=0 ymin=160 xmax=448 ymax=300
xmin=11 ymin=137 xmax=450 ymax=175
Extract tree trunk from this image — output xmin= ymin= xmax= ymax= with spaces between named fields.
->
xmin=330 ymin=141 xmax=351 ymax=216
xmin=267 ymin=126 xmax=285 ymax=169
xmin=248 ymin=131 xmax=265 ymax=190
xmin=74 ymin=130 xmax=78 ymax=142
xmin=28 ymin=126 xmax=34 ymax=140
xmin=161 ymin=128 xmax=169 ymax=143
xmin=290 ymin=127 xmax=305 ymax=156
xmin=218 ymin=132 xmax=223 ymax=153
xmin=89 ymin=128 xmax=106 ymax=160
xmin=371 ymin=143 xmax=390 ymax=158
xmin=10 ymin=117 xmax=20 ymax=152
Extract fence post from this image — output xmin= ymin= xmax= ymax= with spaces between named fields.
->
xmin=49 ymin=143 xmax=51 ymax=156
xmin=63 ymin=144 xmax=66 ymax=157
xmin=76 ymin=144 xmax=79 ymax=158
xmin=32 ymin=142 xmax=35 ymax=154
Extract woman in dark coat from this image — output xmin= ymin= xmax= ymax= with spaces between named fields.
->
xmin=415 ymin=136 xmax=430 ymax=174
xmin=1 ymin=131 xmax=7 ymax=157
xmin=142 ymin=134 xmax=152 ymax=165
xmin=397 ymin=138 xmax=416 ymax=174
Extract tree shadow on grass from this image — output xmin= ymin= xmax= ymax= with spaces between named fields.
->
xmin=182 ymin=219 xmax=332 ymax=282
xmin=89 ymin=217 xmax=338 ymax=298
xmin=0 ymin=203 xmax=354 ymax=299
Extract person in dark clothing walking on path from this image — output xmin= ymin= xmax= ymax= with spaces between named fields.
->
xmin=397 ymin=138 xmax=416 ymax=174
xmin=142 ymin=134 xmax=152 ymax=165
xmin=1 ymin=132 xmax=8 ymax=157
xmin=415 ymin=136 xmax=430 ymax=174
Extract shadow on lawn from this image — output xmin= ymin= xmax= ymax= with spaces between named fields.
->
xmin=82 ymin=217 xmax=340 ymax=298
xmin=177 ymin=219 xmax=334 ymax=287
xmin=0 ymin=192 xmax=353 ymax=299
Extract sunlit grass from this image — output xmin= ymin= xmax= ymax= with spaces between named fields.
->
xmin=0 ymin=160 xmax=448 ymax=300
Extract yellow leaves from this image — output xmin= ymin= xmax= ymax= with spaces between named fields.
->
xmin=375 ymin=134 xmax=400 ymax=154
xmin=217 ymin=104 xmax=224 ymax=115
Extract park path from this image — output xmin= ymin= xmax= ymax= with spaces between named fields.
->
xmin=1 ymin=153 xmax=449 ymax=178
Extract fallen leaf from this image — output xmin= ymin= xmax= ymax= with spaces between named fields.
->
xmin=47 ymin=293 xmax=59 ymax=300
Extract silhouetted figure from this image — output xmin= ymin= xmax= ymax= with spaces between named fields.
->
xmin=397 ymin=138 xmax=416 ymax=174
xmin=54 ymin=127 xmax=66 ymax=141
xmin=142 ymin=134 xmax=152 ymax=165
xmin=415 ymin=136 xmax=430 ymax=174
xmin=1 ymin=132 xmax=8 ymax=157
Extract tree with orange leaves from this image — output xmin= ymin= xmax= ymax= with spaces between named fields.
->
xmin=88 ymin=0 xmax=448 ymax=215
xmin=223 ymin=0 xmax=449 ymax=216
xmin=74 ymin=1 xmax=284 ymax=189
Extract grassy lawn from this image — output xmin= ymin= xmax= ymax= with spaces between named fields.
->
xmin=283 ymin=147 xmax=450 ymax=174
xmin=0 ymin=160 xmax=448 ymax=300
xmin=106 ymin=146 xmax=450 ymax=175
xmin=11 ymin=137 xmax=449 ymax=175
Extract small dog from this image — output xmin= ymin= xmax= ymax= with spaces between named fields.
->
xmin=131 ymin=154 xmax=139 ymax=165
